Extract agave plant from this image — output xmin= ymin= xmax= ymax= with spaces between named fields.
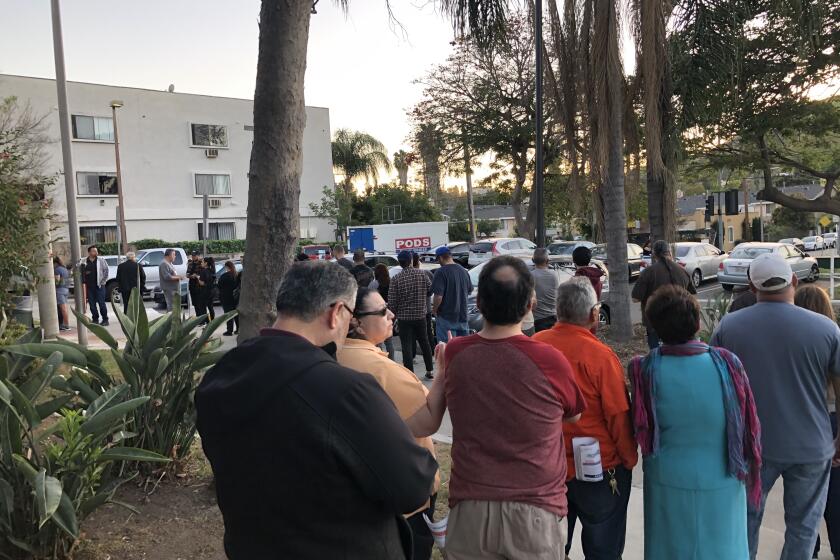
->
xmin=698 ymin=291 xmax=733 ymax=343
xmin=73 ymin=289 xmax=234 ymax=466
xmin=0 ymin=330 xmax=168 ymax=559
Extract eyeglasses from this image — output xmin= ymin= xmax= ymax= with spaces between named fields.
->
xmin=331 ymin=301 xmax=355 ymax=317
xmin=355 ymin=307 xmax=389 ymax=318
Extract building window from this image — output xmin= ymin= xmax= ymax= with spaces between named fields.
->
xmin=198 ymin=222 xmax=236 ymax=241
xmin=190 ymin=124 xmax=228 ymax=147
xmin=727 ymin=226 xmax=734 ymax=241
xmin=194 ymin=173 xmax=231 ymax=196
xmin=77 ymin=172 xmax=118 ymax=196
xmin=80 ymin=226 xmax=118 ymax=245
xmin=71 ymin=115 xmax=114 ymax=142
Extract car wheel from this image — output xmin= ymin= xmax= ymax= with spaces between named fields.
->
xmin=807 ymin=265 xmax=819 ymax=283
xmin=721 ymin=284 xmax=734 ymax=292
xmin=107 ymin=282 xmax=120 ymax=304
xmin=692 ymin=269 xmax=702 ymax=288
xmin=599 ymin=305 xmax=610 ymax=326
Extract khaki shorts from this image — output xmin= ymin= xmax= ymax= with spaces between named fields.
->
xmin=446 ymin=500 xmax=566 ymax=560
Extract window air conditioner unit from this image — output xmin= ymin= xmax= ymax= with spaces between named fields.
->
xmin=205 ymin=148 xmax=219 ymax=158
xmin=208 ymin=198 xmax=222 ymax=209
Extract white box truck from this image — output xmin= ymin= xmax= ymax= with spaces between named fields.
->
xmin=347 ymin=222 xmax=450 ymax=254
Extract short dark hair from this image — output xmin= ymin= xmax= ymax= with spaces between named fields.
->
xmin=87 ymin=245 xmax=98 ymax=253
xmin=164 ymin=248 xmax=176 ymax=258
xmin=477 ymin=256 xmax=534 ymax=326
xmin=276 ymin=260 xmax=357 ymax=320
xmin=572 ymin=246 xmax=592 ymax=267
xmin=645 ymin=285 xmax=700 ymax=345
xmin=532 ymin=247 xmax=549 ymax=266
xmin=353 ymin=249 xmax=366 ymax=263
xmin=334 ymin=244 xmax=346 ymax=254
xmin=295 ymin=252 xmax=310 ymax=262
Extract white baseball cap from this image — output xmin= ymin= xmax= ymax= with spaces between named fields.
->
xmin=748 ymin=253 xmax=794 ymax=292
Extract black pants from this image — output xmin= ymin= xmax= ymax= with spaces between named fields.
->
xmin=399 ymin=318 xmax=434 ymax=372
xmin=565 ymin=465 xmax=632 ymax=559
xmin=222 ymin=302 xmax=239 ymax=333
xmin=816 ymin=412 xmax=840 ymax=558
xmin=534 ymin=315 xmax=557 ymax=333
xmin=121 ymin=291 xmax=131 ymax=314
xmin=193 ymin=294 xmax=215 ymax=324
xmin=406 ymin=493 xmax=437 ymax=560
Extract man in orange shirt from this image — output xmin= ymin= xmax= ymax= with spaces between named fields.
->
xmin=534 ymin=277 xmax=638 ymax=559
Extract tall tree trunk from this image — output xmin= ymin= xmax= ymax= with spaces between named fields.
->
xmin=424 ymin=152 xmax=441 ymax=205
xmin=464 ymin=143 xmax=477 ymax=243
xmin=511 ymin=151 xmax=534 ymax=239
xmin=397 ymin=166 xmax=408 ymax=187
xmin=238 ymin=0 xmax=311 ymax=341
xmin=594 ymin=0 xmax=632 ymax=341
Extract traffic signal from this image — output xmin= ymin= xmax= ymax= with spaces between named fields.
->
xmin=725 ymin=189 xmax=740 ymax=215
xmin=705 ymin=196 xmax=714 ymax=219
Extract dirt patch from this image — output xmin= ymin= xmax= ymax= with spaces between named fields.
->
xmin=76 ymin=443 xmax=453 ymax=560
xmin=599 ymin=324 xmax=649 ymax=365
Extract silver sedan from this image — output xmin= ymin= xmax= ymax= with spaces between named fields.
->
xmin=718 ymin=242 xmax=819 ymax=290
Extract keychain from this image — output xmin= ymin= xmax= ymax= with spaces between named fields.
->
xmin=607 ymin=468 xmax=619 ymax=496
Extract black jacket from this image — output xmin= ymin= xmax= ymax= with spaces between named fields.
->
xmin=350 ymin=263 xmax=374 ymax=288
xmin=195 ymin=330 xmax=437 ymax=560
xmin=217 ymin=271 xmax=238 ymax=308
xmin=115 ymin=260 xmax=145 ymax=295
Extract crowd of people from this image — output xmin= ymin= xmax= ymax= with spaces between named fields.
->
xmin=193 ymin=241 xmax=840 ymax=560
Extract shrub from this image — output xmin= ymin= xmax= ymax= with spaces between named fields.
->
xmin=0 ymin=330 xmax=168 ymax=559
xmin=73 ymin=289 xmax=233 ymax=467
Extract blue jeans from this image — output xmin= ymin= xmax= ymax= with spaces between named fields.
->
xmin=749 ymin=458 xmax=832 ymax=560
xmin=86 ymin=284 xmax=108 ymax=323
xmin=435 ymin=315 xmax=469 ymax=343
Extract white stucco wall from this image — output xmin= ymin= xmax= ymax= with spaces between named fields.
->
xmin=0 ymin=74 xmax=335 ymax=248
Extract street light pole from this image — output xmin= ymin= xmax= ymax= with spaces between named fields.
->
xmin=110 ymin=101 xmax=128 ymax=256
xmin=50 ymin=0 xmax=87 ymax=346
xmin=534 ymin=0 xmax=546 ymax=247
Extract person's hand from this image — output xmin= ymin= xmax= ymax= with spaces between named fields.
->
xmin=434 ymin=341 xmax=447 ymax=381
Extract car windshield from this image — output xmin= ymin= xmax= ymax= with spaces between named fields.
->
xmin=803 ymin=237 xmax=817 ymax=242
xmin=591 ymin=245 xmax=608 ymax=259
xmin=730 ymin=246 xmax=774 ymax=259
xmin=675 ymin=246 xmax=692 ymax=258
xmin=548 ymin=243 xmax=577 ymax=255
xmin=471 ymin=242 xmax=493 ymax=252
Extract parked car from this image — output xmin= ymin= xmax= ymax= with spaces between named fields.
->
xmin=468 ymin=238 xmax=538 ymax=267
xmin=803 ymin=236 xmax=826 ymax=252
xmin=778 ymin=238 xmax=805 ymax=252
xmin=420 ymin=242 xmax=471 ymax=267
xmin=364 ymin=253 xmax=399 ymax=269
xmin=547 ymin=240 xmax=596 ymax=257
xmin=152 ymin=281 xmax=190 ymax=309
xmin=301 ymin=244 xmax=332 ymax=260
xmin=718 ymin=242 xmax=819 ymax=290
xmin=590 ymin=243 xmax=645 ymax=279
xmin=673 ymin=242 xmax=727 ymax=288
xmin=465 ymin=256 xmax=611 ymax=331
xmin=824 ymin=232 xmax=838 ymax=248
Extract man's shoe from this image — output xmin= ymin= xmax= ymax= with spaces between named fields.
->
xmin=425 ymin=372 xmax=435 ymax=380
xmin=100 ymin=320 xmax=109 ymax=327
xmin=223 ymin=332 xmax=233 ymax=336
xmin=59 ymin=325 xmax=71 ymax=332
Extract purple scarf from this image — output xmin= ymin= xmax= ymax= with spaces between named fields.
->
xmin=630 ymin=341 xmax=763 ymax=509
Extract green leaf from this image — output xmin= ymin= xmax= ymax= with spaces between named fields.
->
xmin=7 ymin=382 xmax=39 ymax=427
xmin=0 ymin=477 xmax=14 ymax=518
xmin=110 ymin=350 xmax=139 ymax=391
xmin=34 ymin=469 xmax=61 ymax=528
xmin=51 ymin=492 xmax=79 ymax=538
xmin=12 ymin=454 xmax=37 ymax=482
xmin=194 ymin=310 xmax=237 ymax=349
xmin=0 ymin=355 xmax=8 ymax=381
xmin=2 ymin=343 xmax=88 ymax=367
xmin=72 ymin=310 xmax=118 ymax=350
xmin=80 ymin=396 xmax=150 ymax=436
xmin=0 ymin=379 xmax=11 ymax=406
xmin=98 ymin=447 xmax=170 ymax=463
xmin=19 ymin=351 xmax=62 ymax=401
xmin=189 ymin=350 xmax=227 ymax=372
xmin=68 ymin=374 xmax=99 ymax=404
xmin=34 ymin=394 xmax=75 ymax=419
xmin=86 ymin=385 xmax=129 ymax=418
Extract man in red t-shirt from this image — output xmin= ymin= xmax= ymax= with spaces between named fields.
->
xmin=534 ymin=278 xmax=638 ymax=559
xmin=408 ymin=256 xmax=585 ymax=559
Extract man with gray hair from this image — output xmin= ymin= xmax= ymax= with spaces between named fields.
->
xmin=632 ymin=239 xmax=696 ymax=348
xmin=712 ymin=253 xmax=840 ymax=559
xmin=115 ymin=251 xmax=145 ymax=313
xmin=535 ymin=278 xmax=637 ymax=558
xmin=196 ymin=261 xmax=437 ymax=559
xmin=531 ymin=247 xmax=558 ymax=332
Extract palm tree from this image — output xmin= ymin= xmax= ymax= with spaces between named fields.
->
xmin=332 ymin=129 xmax=392 ymax=197
xmin=238 ymin=0 xmax=508 ymax=340
xmin=414 ymin=123 xmax=444 ymax=204
xmin=593 ymin=0 xmax=633 ymax=341
xmin=393 ymin=149 xmax=412 ymax=186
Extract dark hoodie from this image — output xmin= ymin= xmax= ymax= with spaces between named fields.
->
xmin=575 ymin=266 xmax=604 ymax=299
xmin=195 ymin=329 xmax=438 ymax=559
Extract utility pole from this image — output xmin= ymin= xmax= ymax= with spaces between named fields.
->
xmin=464 ymin=142 xmax=477 ymax=243
xmin=203 ymin=193 xmax=209 ymax=256
xmin=111 ymin=100 xmax=128 ymax=255
xmin=50 ymin=0 xmax=87 ymax=346
xmin=534 ymin=0 xmax=545 ymax=247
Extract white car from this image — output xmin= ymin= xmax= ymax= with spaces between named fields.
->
xmin=673 ymin=242 xmax=727 ymax=288
xmin=468 ymin=238 xmax=537 ymax=267
xmin=802 ymin=236 xmax=826 ymax=252
xmin=824 ymin=232 xmax=837 ymax=248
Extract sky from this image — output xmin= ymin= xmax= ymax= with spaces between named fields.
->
xmin=0 ymin=0 xmax=458 ymax=161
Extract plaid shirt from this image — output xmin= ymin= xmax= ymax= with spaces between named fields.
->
xmin=388 ymin=268 xmax=432 ymax=321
